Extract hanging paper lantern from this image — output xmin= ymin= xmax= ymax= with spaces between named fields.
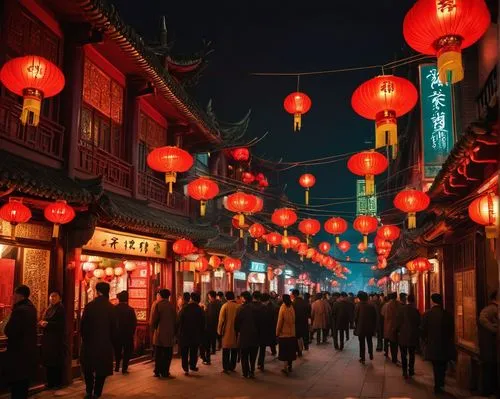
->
xmin=299 ymin=173 xmax=316 ymax=205
xmin=376 ymin=247 xmax=390 ymax=257
xmin=357 ymin=242 xmax=367 ymax=253
xmin=187 ymin=177 xmax=219 ymax=217
xmin=209 ymin=255 xmax=221 ymax=269
xmin=468 ymin=192 xmax=499 ymax=238
xmin=297 ymin=242 xmax=308 ymax=260
xmin=353 ymin=215 xmax=378 ymax=247
xmin=377 ymin=225 xmax=401 ymax=242
xmin=105 ymin=267 xmax=114 ymax=277
xmin=351 ymin=75 xmax=418 ymax=157
xmin=318 ymin=241 xmax=331 ymax=254
xmin=0 ymin=197 xmax=32 ymax=239
xmin=390 ymin=271 xmax=401 ymax=283
xmin=283 ymin=91 xmax=312 ymax=131
xmin=331 ymin=280 xmax=339 ymax=288
xmin=225 ymin=192 xmax=257 ymax=227
xmin=374 ymin=236 xmax=392 ymax=250
xmin=298 ymin=218 xmax=321 ymax=244
xmin=271 ymin=207 xmax=297 ymax=236
xmin=147 ymin=146 xmax=193 ymax=193
xmin=93 ymin=268 xmax=105 ymax=279
xmin=114 ymin=267 xmax=124 ymax=277
xmin=403 ymin=0 xmax=490 ymax=84
xmin=224 ymin=257 xmax=241 ymax=272
xmin=249 ymin=223 xmax=265 ymax=251
xmin=266 ymin=232 xmax=282 ymax=252
xmin=242 ymin=172 xmax=255 ymax=184
xmin=324 ymin=217 xmax=348 ymax=244
xmin=231 ymin=147 xmax=250 ymax=162
xmin=172 ymin=239 xmax=195 ymax=256
xmin=288 ymin=236 xmax=301 ymax=251
xmin=0 ymin=55 xmax=65 ymax=126
xmin=124 ymin=261 xmax=137 ymax=272
xmin=43 ymin=199 xmax=75 ymax=238
xmin=368 ymin=278 xmax=376 ymax=286
xmin=348 ymin=150 xmax=388 ymax=195
xmin=194 ymin=257 xmax=209 ymax=272
xmin=306 ymin=248 xmax=317 ymax=259
xmin=377 ymin=258 xmax=388 ymax=269
xmin=258 ymin=177 xmax=269 ymax=190
xmin=337 ymin=240 xmax=351 ymax=253
xmin=408 ymin=257 xmax=432 ymax=273
xmin=281 ymin=236 xmax=292 ymax=253
xmin=405 ymin=259 xmax=417 ymax=273
xmin=394 ymin=189 xmax=430 ymax=229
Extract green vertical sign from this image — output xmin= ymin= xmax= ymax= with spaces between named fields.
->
xmin=356 ymin=180 xmax=377 ymax=216
xmin=419 ymin=64 xmax=455 ymax=179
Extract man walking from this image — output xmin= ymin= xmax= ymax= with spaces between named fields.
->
xmin=218 ymin=291 xmax=240 ymax=373
xmin=332 ymin=292 xmax=350 ymax=351
xmin=235 ymin=291 xmax=259 ymax=378
xmin=354 ymin=291 xmax=377 ymax=364
xmin=114 ymin=291 xmax=137 ymax=374
xmin=291 ymin=289 xmax=309 ymax=355
xmin=178 ymin=292 xmax=205 ymax=375
xmin=381 ymin=292 xmax=400 ymax=363
xmin=257 ymin=293 xmax=277 ymax=370
xmin=396 ymin=294 xmax=420 ymax=378
xmin=311 ymin=293 xmax=329 ymax=344
xmin=202 ymin=291 xmax=221 ymax=364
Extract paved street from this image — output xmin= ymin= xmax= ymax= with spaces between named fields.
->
xmin=28 ymin=336 xmax=478 ymax=399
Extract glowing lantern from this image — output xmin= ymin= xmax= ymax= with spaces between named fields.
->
xmin=258 ymin=177 xmax=269 ymax=190
xmin=390 ymin=271 xmax=401 ymax=283
xmin=403 ymin=0 xmax=490 ymax=84
xmin=306 ymin=248 xmax=317 ymax=259
xmin=283 ymin=91 xmax=312 ymax=131
xmin=331 ymin=280 xmax=339 ymax=288
xmin=194 ymin=257 xmax=209 ymax=272
xmin=124 ymin=261 xmax=137 ymax=272
xmin=105 ymin=267 xmax=114 ymax=277
xmin=225 ymin=192 xmax=257 ymax=227
xmin=368 ymin=278 xmax=376 ymax=286
xmin=271 ymin=207 xmax=297 ymax=236
xmin=187 ymin=177 xmax=219 ymax=217
xmin=42 ymin=200 xmax=76 ymax=238
xmin=266 ymin=232 xmax=282 ymax=252
xmin=353 ymin=215 xmax=378 ymax=246
xmin=337 ymin=240 xmax=351 ymax=253
xmin=288 ymin=236 xmax=301 ymax=251
xmin=82 ymin=262 xmax=97 ymax=272
xmin=231 ymin=148 xmax=250 ymax=162
xmin=209 ymin=255 xmax=221 ymax=269
xmin=297 ymin=242 xmax=308 ymax=260
xmin=249 ymin=223 xmax=266 ymax=251
xmin=298 ymin=218 xmax=321 ymax=244
xmin=348 ymin=150 xmax=388 ymax=195
xmin=318 ymin=242 xmax=331 ymax=254
xmin=377 ymin=225 xmax=401 ymax=242
xmin=351 ymin=75 xmax=418 ymax=157
xmin=468 ymin=192 xmax=499 ymax=238
xmin=374 ymin=236 xmax=392 ymax=250
xmin=405 ymin=260 xmax=417 ymax=273
xmin=93 ymin=268 xmax=105 ymax=279
xmin=114 ymin=267 xmax=124 ymax=277
xmin=224 ymin=257 xmax=241 ymax=273
xmin=376 ymin=247 xmax=390 ymax=257
xmin=357 ymin=242 xmax=366 ymax=253
xmin=0 ymin=197 xmax=32 ymax=238
xmin=172 ymin=239 xmax=195 ymax=256
xmin=299 ymin=173 xmax=316 ymax=205
xmin=242 ymin=172 xmax=255 ymax=184
xmin=394 ymin=189 xmax=430 ymax=229
xmin=324 ymin=217 xmax=348 ymax=243
xmin=0 ymin=55 xmax=65 ymax=126
xmin=408 ymin=257 xmax=432 ymax=273
xmin=378 ymin=258 xmax=388 ymax=269
xmin=281 ymin=236 xmax=292 ymax=253
xmin=147 ymin=146 xmax=193 ymax=193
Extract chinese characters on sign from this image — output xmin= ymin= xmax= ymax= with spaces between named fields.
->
xmin=419 ymin=64 xmax=455 ymax=179
xmin=356 ymin=180 xmax=377 ymax=217
xmin=83 ymin=227 xmax=167 ymax=259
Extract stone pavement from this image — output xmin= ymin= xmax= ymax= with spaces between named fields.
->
xmin=29 ymin=336 xmax=476 ymax=399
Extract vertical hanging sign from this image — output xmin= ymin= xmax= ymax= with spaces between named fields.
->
xmin=356 ymin=180 xmax=377 ymax=217
xmin=419 ymin=64 xmax=455 ymax=180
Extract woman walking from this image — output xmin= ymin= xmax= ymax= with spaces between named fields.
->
xmin=276 ymin=294 xmax=297 ymax=375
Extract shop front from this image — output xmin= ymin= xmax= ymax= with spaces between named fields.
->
xmin=247 ymin=261 xmax=267 ymax=292
xmin=283 ymin=268 xmax=297 ymax=294
xmin=233 ymin=270 xmax=247 ymax=295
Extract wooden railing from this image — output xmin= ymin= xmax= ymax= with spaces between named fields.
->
xmin=0 ymin=97 xmax=65 ymax=160
xmin=77 ymin=144 xmax=133 ymax=191
xmin=138 ymin=172 xmax=188 ymax=214
xmin=476 ymin=68 xmax=497 ymax=119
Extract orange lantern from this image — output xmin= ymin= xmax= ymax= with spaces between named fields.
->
xmin=187 ymin=177 xmax=219 ymax=217
xmin=298 ymin=218 xmax=321 ymax=244
xmin=337 ymin=240 xmax=351 ymax=253
xmin=390 ymin=271 xmax=401 ymax=283
xmin=331 ymin=280 xmax=339 ymax=288
xmin=348 ymin=150 xmax=388 ymax=194
xmin=408 ymin=257 xmax=432 ymax=273
xmin=318 ymin=241 xmax=331 ymax=254
xmin=368 ymin=278 xmax=376 ymax=286
xmin=266 ymin=232 xmax=282 ymax=252
xmin=271 ymin=207 xmax=297 ymax=236
xmin=351 ymin=75 xmax=418 ymax=157
xmin=224 ymin=257 xmax=241 ymax=272
xmin=374 ymin=236 xmax=392 ymax=250
xmin=0 ymin=198 xmax=32 ymax=239
xmin=147 ymin=146 xmax=193 ymax=193
xmin=377 ymin=225 xmax=401 ymax=242
xmin=288 ymin=236 xmax=301 ymax=251
xmin=403 ymin=0 xmax=490 ymax=84
xmin=194 ymin=257 xmax=209 ymax=272
xmin=299 ymin=173 xmax=316 ymax=205
xmin=405 ymin=259 xmax=417 ymax=273
xmin=283 ymin=91 xmax=312 ymax=131
xmin=0 ymin=55 xmax=65 ymax=126
xmin=231 ymin=147 xmax=250 ymax=162
xmin=209 ymin=255 xmax=221 ymax=269
xmin=225 ymin=192 xmax=257 ymax=227
xmin=324 ymin=217 xmax=348 ymax=244
xmin=249 ymin=223 xmax=265 ymax=251
xmin=357 ymin=242 xmax=366 ymax=253
xmin=44 ymin=200 xmax=75 ymax=238
xmin=172 ymin=239 xmax=195 ymax=256
xmin=281 ymin=236 xmax=292 ymax=253
xmin=394 ymin=189 xmax=430 ymax=229
xmin=306 ymin=248 xmax=317 ymax=259
xmin=297 ymin=242 xmax=308 ymax=260
xmin=353 ymin=215 xmax=378 ymax=247
xmin=468 ymin=192 xmax=499 ymax=239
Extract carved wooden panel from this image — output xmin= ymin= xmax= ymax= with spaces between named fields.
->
xmin=0 ymin=221 xmax=52 ymax=241
xmin=139 ymin=111 xmax=166 ymax=148
xmin=22 ymin=247 xmax=50 ymax=318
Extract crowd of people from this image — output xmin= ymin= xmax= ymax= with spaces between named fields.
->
xmin=2 ymin=283 xmax=498 ymax=399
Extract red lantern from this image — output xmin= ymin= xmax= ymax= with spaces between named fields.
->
xmin=377 ymin=225 xmax=401 ymax=242
xmin=172 ymin=239 xmax=195 ymax=256
xmin=390 ymin=271 xmax=401 ymax=283
xmin=403 ymin=0 xmax=490 ymax=84
xmin=187 ymin=177 xmax=219 ymax=217
xmin=194 ymin=257 xmax=209 ymax=272
xmin=324 ymin=217 xmax=348 ymax=244
xmin=468 ymin=192 xmax=499 ymax=238
xmin=288 ymin=236 xmax=301 ymax=251
xmin=331 ymin=280 xmax=339 ymax=288
xmin=376 ymin=247 xmax=390 ymax=256
xmin=225 ymin=192 xmax=257 ymax=227
xmin=266 ymin=232 xmax=282 ymax=252
xmin=368 ymin=278 xmax=376 ymax=286
xmin=348 ymin=150 xmax=388 ymax=195
xmin=298 ymin=218 xmax=321 ymax=244
xmin=281 ymin=236 xmax=292 ymax=253
xmin=351 ymin=75 xmax=418 ymax=157
xmin=357 ymin=242 xmax=366 ymax=253
xmin=0 ymin=55 xmax=65 ymax=126
xmin=44 ymin=200 xmax=76 ymax=238
xmin=249 ymin=223 xmax=265 ymax=251
xmin=394 ymin=189 xmax=430 ymax=229
xmin=283 ymin=91 xmax=312 ymax=131
xmin=147 ymin=146 xmax=193 ymax=193
xmin=374 ymin=236 xmax=392 ymax=250
xmin=353 ymin=215 xmax=378 ymax=247
xmin=224 ymin=257 xmax=241 ymax=273
xmin=337 ymin=240 xmax=351 ymax=253
xmin=258 ymin=177 xmax=269 ymax=190
xmin=318 ymin=241 xmax=331 ymax=254
xmin=209 ymin=255 xmax=221 ymax=269
xmin=0 ymin=198 xmax=32 ymax=238
xmin=297 ymin=242 xmax=308 ymax=260
xmin=299 ymin=173 xmax=316 ymax=205
xmin=377 ymin=258 xmax=388 ymax=269
xmin=231 ymin=215 xmax=249 ymax=238
xmin=231 ymin=147 xmax=250 ymax=162
xmin=271 ymin=207 xmax=297 ymax=236
xmin=242 ymin=172 xmax=255 ymax=184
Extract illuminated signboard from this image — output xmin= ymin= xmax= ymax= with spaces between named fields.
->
xmin=249 ymin=261 xmax=266 ymax=273
xmin=419 ymin=64 xmax=455 ymax=180
xmin=356 ymin=180 xmax=377 ymax=216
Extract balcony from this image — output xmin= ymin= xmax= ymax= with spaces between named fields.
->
xmin=0 ymin=97 xmax=65 ymax=160
xmin=138 ymin=172 xmax=188 ymax=214
xmin=476 ymin=67 xmax=497 ymax=119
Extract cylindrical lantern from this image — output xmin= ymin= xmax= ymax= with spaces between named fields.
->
xmin=394 ymin=189 xmax=430 ymax=229
xmin=0 ymin=197 xmax=32 ymax=238
xmin=324 ymin=217 xmax=348 ymax=244
xmin=187 ymin=177 xmax=219 ymax=217
xmin=283 ymin=91 xmax=312 ymax=131
xmin=468 ymin=192 xmax=499 ymax=239
xmin=147 ymin=146 xmax=193 ymax=193
xmin=348 ymin=150 xmax=388 ymax=194
xmin=299 ymin=173 xmax=316 ymax=205
xmin=44 ymin=200 xmax=75 ymax=238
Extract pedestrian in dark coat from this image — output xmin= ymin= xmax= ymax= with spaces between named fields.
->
xmin=257 ymin=293 xmax=277 ymax=369
xmin=150 ymin=289 xmax=177 ymax=378
xmin=354 ymin=291 xmax=377 ymax=363
xmin=40 ymin=291 xmax=66 ymax=389
xmin=205 ymin=290 xmax=222 ymax=356
xmin=347 ymin=293 xmax=355 ymax=329
xmin=80 ymin=282 xmax=117 ymax=399
xmin=291 ymin=289 xmax=309 ymax=355
xmin=332 ymin=292 xmax=351 ymax=351
xmin=114 ymin=291 xmax=137 ymax=374
xmin=178 ymin=292 xmax=205 ymax=375
xmin=396 ymin=294 xmax=420 ymax=378
xmin=381 ymin=292 xmax=401 ymax=363
xmin=421 ymin=293 xmax=454 ymax=394
xmin=369 ymin=293 xmax=384 ymax=351
xmin=4 ymin=285 xmax=38 ymax=399
xmin=478 ymin=290 xmax=498 ymax=396
xmin=234 ymin=291 xmax=259 ymax=378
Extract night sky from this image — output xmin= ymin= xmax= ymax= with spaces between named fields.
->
xmin=114 ymin=0 xmax=418 ymax=286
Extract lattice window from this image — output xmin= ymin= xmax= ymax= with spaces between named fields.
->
xmin=138 ymin=111 xmax=166 ymax=148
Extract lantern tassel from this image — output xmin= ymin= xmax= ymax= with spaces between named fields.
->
xmin=10 ymin=223 xmax=17 ymax=239
xmin=283 ymin=228 xmax=288 ymax=237
xmin=363 ymin=235 xmax=368 ymax=247
xmin=273 ymin=246 xmax=277 ymax=254
xmin=408 ymin=212 xmax=416 ymax=229
xmin=305 ymin=189 xmax=309 ymax=205
xmin=254 ymin=240 xmax=259 ymax=252
xmin=200 ymin=201 xmax=207 ymax=217
xmin=365 ymin=174 xmax=374 ymax=195
xmin=485 ymin=225 xmax=497 ymax=240
xmin=294 ymin=113 xmax=301 ymax=131
xmin=267 ymin=243 xmax=270 ymax=252
xmin=389 ymin=130 xmax=398 ymax=159
xmin=239 ymin=229 xmax=243 ymax=238
xmin=335 ymin=236 xmax=340 ymax=244
xmin=238 ymin=214 xmax=245 ymax=227
xmin=437 ymin=44 xmax=464 ymax=84
xmin=165 ymin=172 xmax=176 ymax=194
xmin=20 ymin=89 xmax=43 ymax=127
xmin=52 ymin=224 xmax=60 ymax=238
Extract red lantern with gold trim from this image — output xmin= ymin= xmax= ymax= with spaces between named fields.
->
xmin=147 ymin=146 xmax=193 ymax=193
xmin=377 ymin=225 xmax=401 ymax=242
xmin=298 ymin=218 xmax=321 ymax=244
xmin=337 ymin=240 xmax=351 ymax=253
xmin=0 ymin=198 xmax=32 ymax=239
xmin=187 ymin=177 xmax=219 ymax=217
xmin=348 ymin=150 xmax=388 ymax=194
xmin=394 ymin=189 xmax=430 ymax=229
xmin=324 ymin=217 xmax=348 ymax=244
xmin=288 ymin=236 xmax=301 ymax=251
xmin=284 ymin=91 xmax=312 ymax=131
xmin=173 ymin=239 xmax=195 ymax=256
xmin=209 ymin=255 xmax=221 ymax=269
xmin=266 ymin=232 xmax=282 ymax=253
xmin=44 ymin=200 xmax=75 ymax=238
xmin=468 ymin=192 xmax=499 ymax=238
xmin=249 ymin=223 xmax=265 ymax=251
xmin=318 ymin=241 xmax=331 ymax=254
xmin=225 ymin=192 xmax=257 ymax=228
xmin=271 ymin=207 xmax=297 ymax=236
xmin=353 ymin=215 xmax=378 ymax=247
xmin=299 ymin=173 xmax=316 ymax=205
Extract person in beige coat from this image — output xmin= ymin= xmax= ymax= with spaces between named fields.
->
xmin=150 ymin=289 xmax=177 ymax=378
xmin=276 ymin=294 xmax=297 ymax=375
xmin=217 ymin=291 xmax=239 ymax=373
xmin=311 ymin=293 xmax=329 ymax=344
